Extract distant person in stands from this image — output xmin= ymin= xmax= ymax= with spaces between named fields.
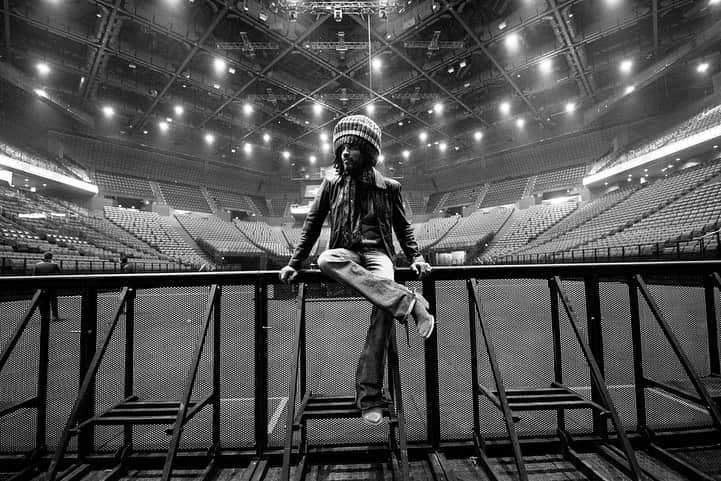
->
xmin=120 ymin=257 xmax=135 ymax=273
xmin=33 ymin=252 xmax=62 ymax=321
xmin=279 ymin=114 xmax=434 ymax=426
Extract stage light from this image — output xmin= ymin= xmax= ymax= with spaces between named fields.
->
xmin=433 ymin=102 xmax=443 ymax=114
xmin=282 ymin=151 xmax=290 ymax=159
xmin=333 ymin=7 xmax=342 ymax=21
xmin=309 ymin=155 xmax=316 ymax=164
xmin=372 ymin=58 xmax=382 ymax=71
xmin=158 ymin=120 xmax=169 ymax=132
xmin=319 ymin=132 xmax=328 ymax=142
xmin=473 ymin=130 xmax=483 ymax=141
xmin=439 ymin=142 xmax=447 ymax=152
xmin=243 ymin=103 xmax=253 ymax=115
xmin=213 ymin=83 xmax=220 ymax=89
xmin=263 ymin=133 xmax=270 ymax=143
xmin=402 ymin=150 xmax=410 ymax=159
xmin=102 ymin=105 xmax=115 ymax=118
xmin=459 ymin=60 xmax=467 ymax=69
xmin=427 ymin=109 xmax=433 ymax=114
xmin=204 ymin=133 xmax=215 ymax=144
xmin=697 ymin=62 xmax=710 ymax=73
xmin=244 ymin=142 xmax=252 ymax=154
xmin=505 ymin=32 xmax=520 ymax=51
xmin=378 ymin=154 xmax=385 ymax=162
xmin=498 ymin=21 xmax=507 ymax=30
xmin=516 ymin=118 xmax=525 ymax=128
xmin=34 ymin=88 xmax=48 ymax=98
xmin=174 ymin=105 xmax=184 ymax=115
xmin=447 ymin=66 xmax=455 ymax=74
xmin=619 ymin=59 xmax=633 ymax=74
xmin=228 ymin=67 xmax=236 ymax=74
xmin=321 ymin=143 xmax=330 ymax=152
xmin=166 ymin=117 xmax=173 ymax=123
xmin=625 ymin=85 xmax=635 ymax=94
xmin=419 ymin=131 xmax=428 ymax=142
xmin=539 ymin=58 xmax=552 ymax=74
xmin=213 ymin=57 xmax=227 ymax=74
xmin=499 ymin=101 xmax=511 ymax=114
xmin=565 ymin=102 xmax=576 ymax=113
xmin=366 ymin=103 xmax=375 ymax=114
xmin=143 ymin=130 xmax=148 ymax=135
xmin=378 ymin=7 xmax=387 ymax=19
xmin=231 ymin=148 xmax=236 ymax=153
xmin=313 ymin=102 xmax=323 ymax=115
xmin=36 ymin=62 xmax=50 ymax=75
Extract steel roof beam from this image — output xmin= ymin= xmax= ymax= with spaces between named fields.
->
xmin=546 ymin=0 xmax=593 ymax=98
xmin=83 ymin=0 xmax=123 ymax=100
xmin=441 ymin=0 xmax=551 ymax=128
xmin=3 ymin=0 xmax=10 ymax=53
xmin=131 ymin=3 xmax=229 ymax=133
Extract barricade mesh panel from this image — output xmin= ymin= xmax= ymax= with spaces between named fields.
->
xmin=47 ymin=293 xmax=82 ymax=451
xmin=437 ymin=280 xmax=473 ymax=441
xmin=220 ymin=285 xmax=255 ymax=449
xmin=599 ymin=280 xmax=636 ymax=431
xmin=638 ymin=283 xmax=713 ymax=431
xmin=474 ymin=278 xmax=557 ymax=437
xmin=558 ymin=279 xmax=592 ymax=435
xmin=399 ymin=279 xmax=428 ymax=442
xmin=130 ymin=286 xmax=212 ymax=451
xmin=95 ymin=288 xmax=125 ymax=453
xmin=0 ymin=294 xmax=39 ymax=453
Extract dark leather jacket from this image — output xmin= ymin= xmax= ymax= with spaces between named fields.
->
xmin=288 ymin=168 xmax=422 ymax=269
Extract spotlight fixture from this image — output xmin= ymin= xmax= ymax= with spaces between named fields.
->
xmin=539 ymin=58 xmax=552 ymax=74
xmin=419 ymin=131 xmax=428 ymax=142
xmin=204 ymin=133 xmax=215 ymax=144
xmin=500 ymin=101 xmax=511 ymax=115
xmin=243 ymin=103 xmax=253 ymax=115
xmin=213 ymin=57 xmax=227 ymax=74
xmin=366 ymin=104 xmax=375 ymax=114
xmin=282 ymin=151 xmax=290 ymax=159
xmin=447 ymin=66 xmax=455 ymax=74
xmin=158 ymin=120 xmax=169 ymax=132
xmin=697 ymin=62 xmax=710 ymax=73
xmin=459 ymin=60 xmax=467 ymax=69
xmin=372 ymin=57 xmax=382 ymax=71
xmin=439 ymin=142 xmax=447 ymax=152
xmin=313 ymin=102 xmax=323 ymax=115
xmin=625 ymin=85 xmax=635 ymax=94
xmin=378 ymin=154 xmax=385 ymax=162
xmin=333 ymin=7 xmax=342 ymax=21
xmin=288 ymin=8 xmax=298 ymax=21
xmin=36 ymin=62 xmax=50 ymax=75
xmin=102 ymin=105 xmax=115 ymax=118
xmin=378 ymin=7 xmax=387 ymax=19
xmin=309 ymin=155 xmax=317 ymax=164
xmin=516 ymin=118 xmax=525 ymax=128
xmin=244 ymin=142 xmax=252 ymax=154
xmin=433 ymin=102 xmax=443 ymax=114
xmin=34 ymin=88 xmax=48 ymax=98
xmin=174 ymin=105 xmax=184 ymax=115
xmin=565 ymin=102 xmax=576 ymax=113
xmin=320 ymin=132 xmax=328 ymax=142
xmin=321 ymin=143 xmax=330 ymax=152
xmin=505 ymin=32 xmax=520 ymax=50
xmin=263 ymin=133 xmax=270 ymax=143
xmin=498 ymin=21 xmax=507 ymax=30
xmin=619 ymin=59 xmax=633 ymax=74
xmin=402 ymin=150 xmax=410 ymax=159
xmin=473 ymin=131 xmax=483 ymax=141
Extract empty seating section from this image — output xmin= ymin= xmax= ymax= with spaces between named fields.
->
xmin=105 ymin=207 xmax=205 ymax=266
xmin=480 ymin=177 xmax=528 ymax=208
xmin=0 ymin=137 xmax=81 ymax=180
xmin=175 ymin=214 xmax=262 ymax=256
xmin=207 ymin=188 xmax=259 ymax=215
xmin=434 ymin=208 xmax=512 ymax=250
xmin=533 ymin=166 xmax=586 ymax=193
xmin=519 ymin=162 xmax=721 ymax=255
xmin=404 ymin=191 xmax=426 ymax=215
xmin=53 ymin=132 xmax=200 ymax=183
xmin=584 ymin=182 xmax=721 ymax=251
xmin=604 ymin=105 xmax=721 ymax=171
xmin=441 ymin=185 xmax=483 ymax=209
xmin=426 ymin=192 xmax=447 ymax=214
xmin=414 ymin=216 xmax=459 ymax=250
xmin=248 ymin=195 xmax=270 ymax=216
xmin=483 ymin=203 xmax=577 ymax=259
xmin=95 ymin=172 xmax=154 ymax=199
xmin=269 ymin=198 xmax=290 ymax=217
xmin=158 ymin=183 xmax=212 ymax=213
xmin=234 ymin=220 xmax=291 ymax=256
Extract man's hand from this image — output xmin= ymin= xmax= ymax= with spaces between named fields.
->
xmin=410 ymin=260 xmax=432 ymax=279
xmin=279 ymin=265 xmax=299 ymax=284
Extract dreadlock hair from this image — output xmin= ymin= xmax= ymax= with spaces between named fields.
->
xmin=332 ymin=137 xmax=378 ymax=176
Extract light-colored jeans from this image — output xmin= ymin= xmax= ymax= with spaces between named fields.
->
xmin=317 ymin=247 xmax=415 ymax=410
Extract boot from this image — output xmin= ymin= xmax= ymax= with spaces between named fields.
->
xmin=411 ymin=292 xmax=435 ymax=340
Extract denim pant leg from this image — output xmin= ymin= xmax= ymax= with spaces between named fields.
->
xmin=317 ymin=248 xmax=415 ymax=320
xmin=354 ymin=249 xmax=397 ymax=410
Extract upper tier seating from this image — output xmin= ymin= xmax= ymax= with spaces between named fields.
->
xmin=0 ymin=137 xmax=82 ymax=180
xmin=426 ymin=192 xmax=446 ymax=214
xmin=95 ymin=172 xmax=154 ymax=199
xmin=441 ymin=185 xmax=483 ymax=209
xmin=175 ymin=214 xmax=262 ymax=256
xmin=434 ymin=208 xmax=512 ymax=251
xmin=533 ymin=166 xmax=586 ymax=193
xmin=207 ymin=187 xmax=260 ymax=215
xmin=482 ymin=202 xmax=578 ymax=260
xmin=480 ymin=177 xmax=529 ymax=208
xmin=413 ymin=216 xmax=459 ymax=250
xmin=234 ymin=220 xmax=291 ymax=256
xmin=404 ymin=191 xmax=426 ymax=216
xmin=269 ymin=197 xmax=290 ymax=217
xmin=519 ymin=161 xmax=721 ymax=255
xmin=105 ymin=206 xmax=206 ymax=266
xmin=248 ymin=195 xmax=270 ymax=217
xmin=158 ymin=182 xmax=212 ymax=213
xmin=583 ymin=182 xmax=721 ymax=251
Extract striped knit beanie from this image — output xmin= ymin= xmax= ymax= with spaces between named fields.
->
xmin=332 ymin=115 xmax=382 ymax=165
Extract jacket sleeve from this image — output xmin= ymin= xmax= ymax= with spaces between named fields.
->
xmin=390 ymin=183 xmax=424 ymax=264
xmin=288 ymin=179 xmax=331 ymax=270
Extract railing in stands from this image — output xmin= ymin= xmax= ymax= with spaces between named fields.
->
xmin=0 ymin=258 xmax=193 ymax=275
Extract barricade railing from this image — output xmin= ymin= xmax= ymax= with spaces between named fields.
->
xmin=1 ymin=261 xmax=720 ymax=478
